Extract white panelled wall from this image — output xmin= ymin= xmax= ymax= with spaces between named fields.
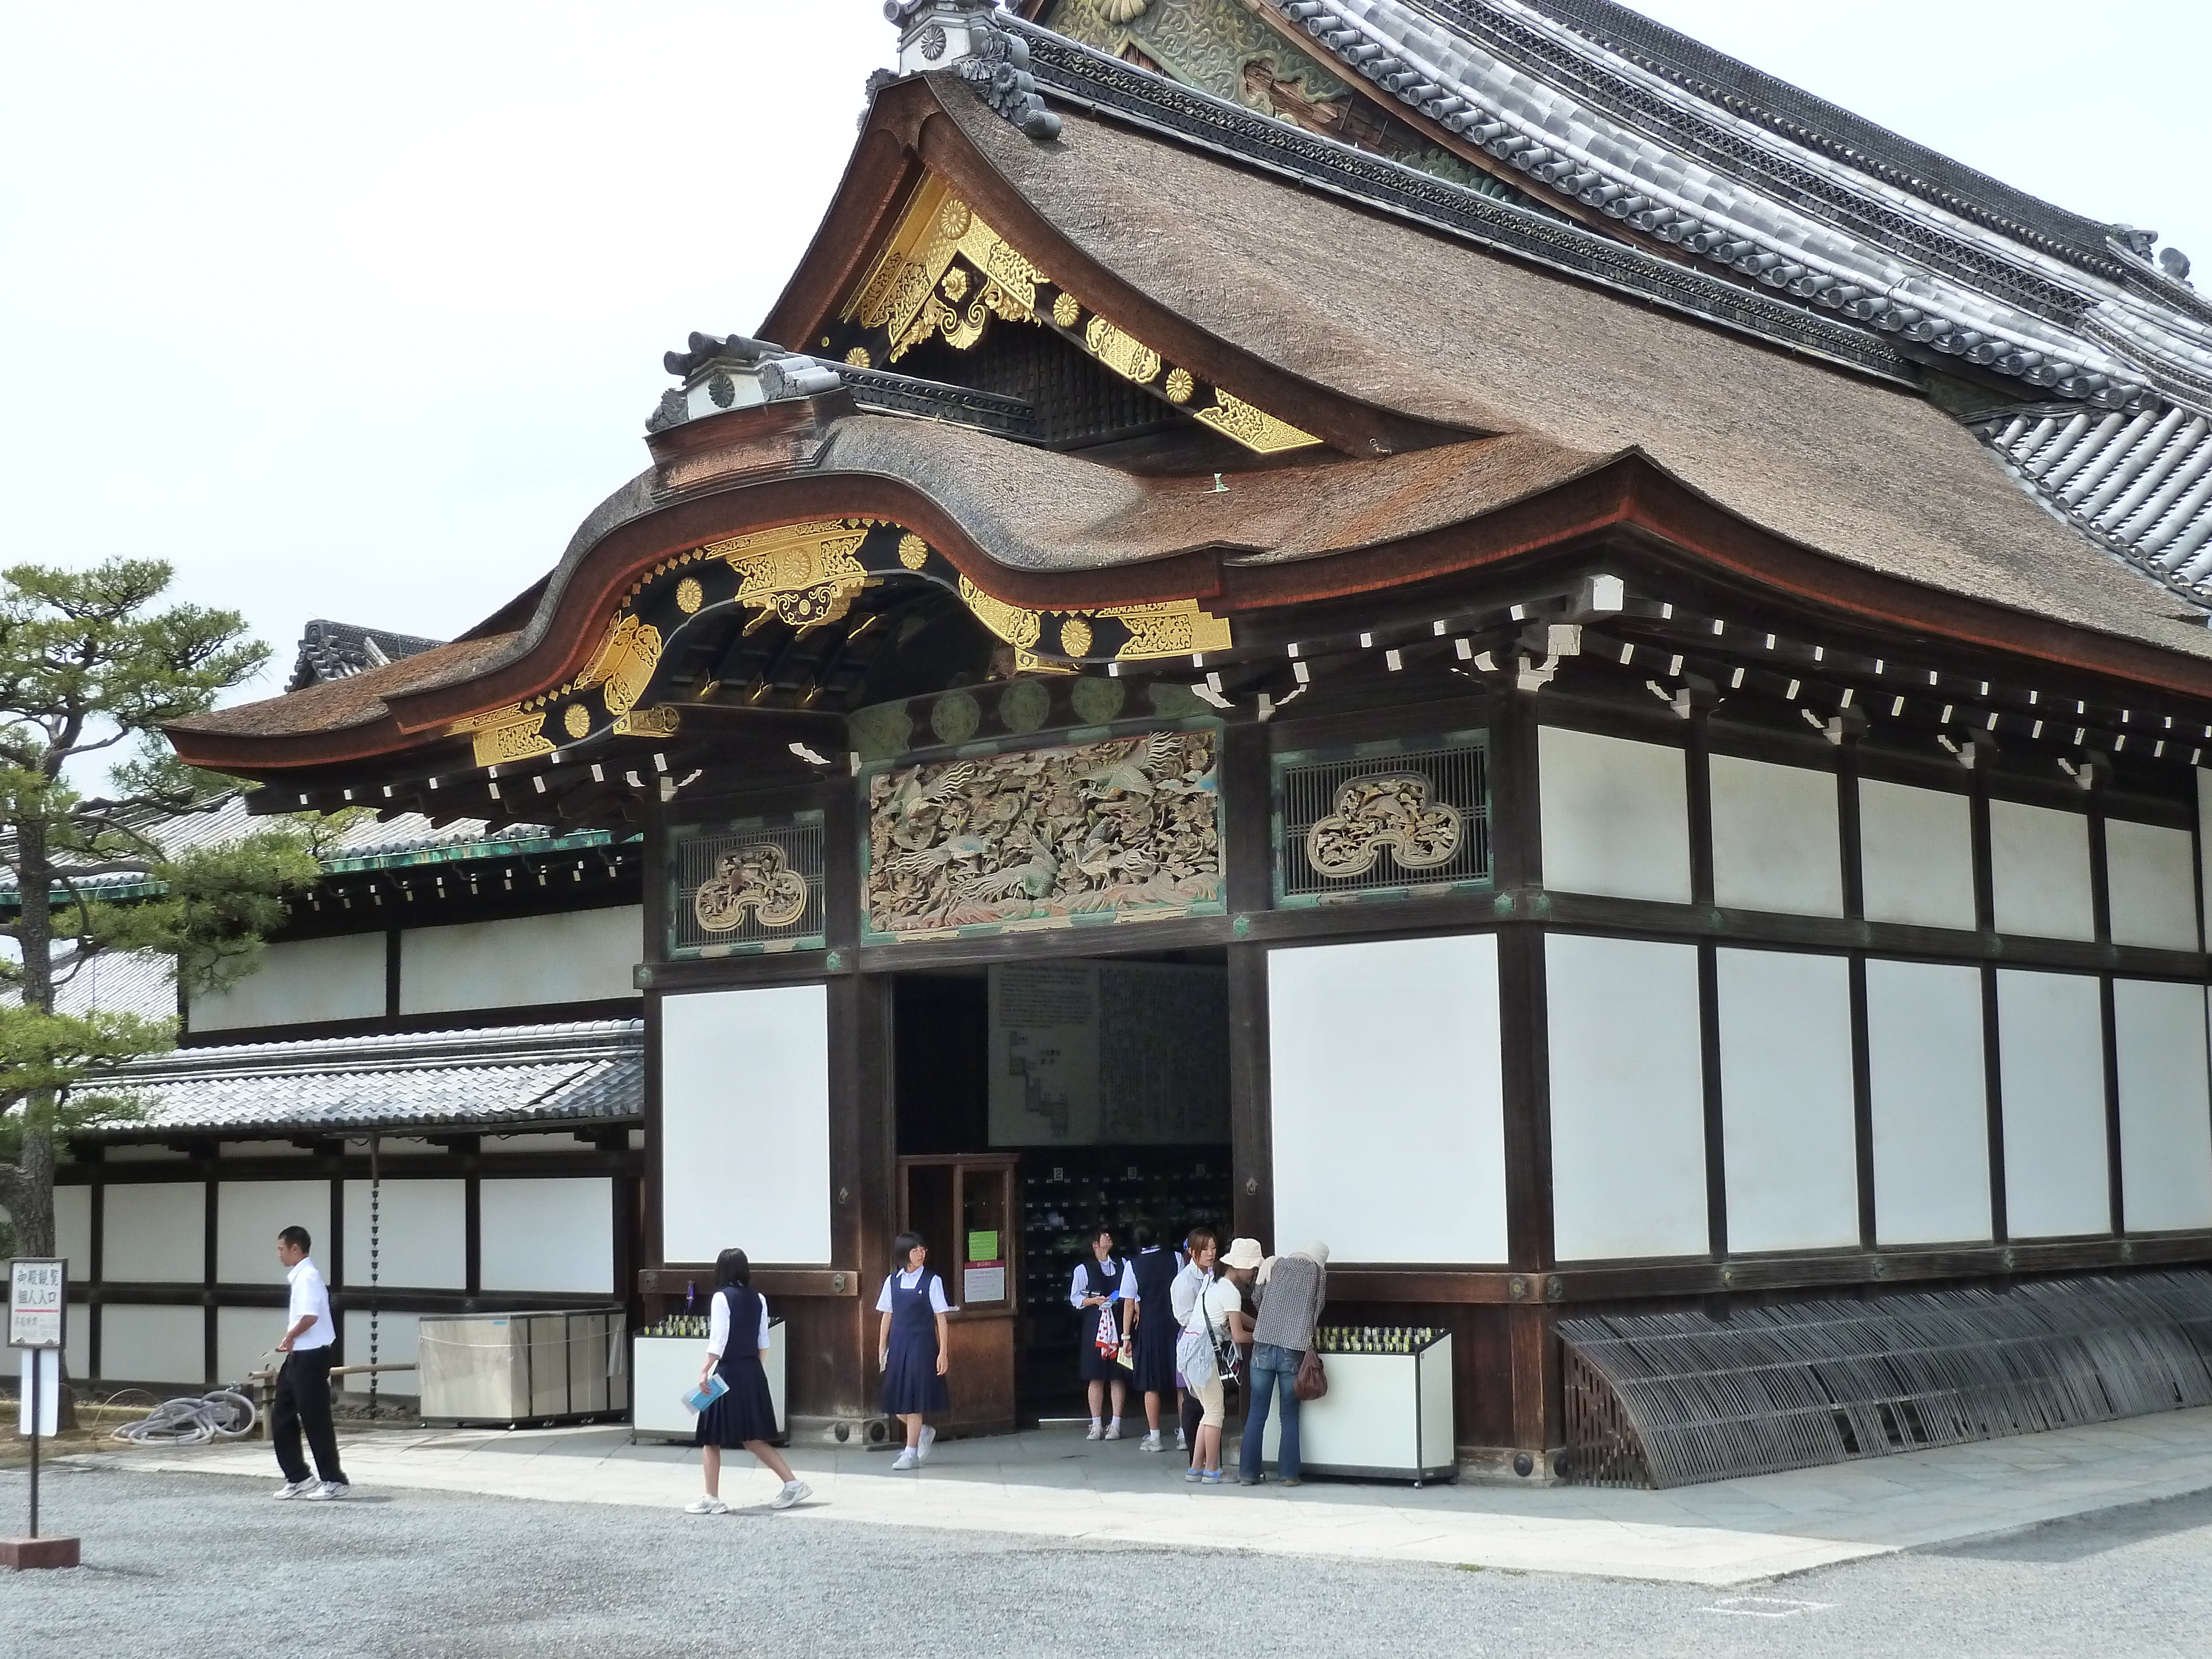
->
xmin=1267 ymin=935 xmax=1509 ymax=1263
xmin=1515 ymin=724 xmax=2212 ymax=1262
xmin=660 ymin=984 xmax=833 ymax=1265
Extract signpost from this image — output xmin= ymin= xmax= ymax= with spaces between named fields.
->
xmin=5 ymin=1259 xmax=78 ymax=1571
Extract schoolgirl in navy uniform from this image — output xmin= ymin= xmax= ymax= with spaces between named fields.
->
xmin=1121 ymin=1222 xmax=1183 ymax=1452
xmin=877 ymin=1230 xmax=951 ymax=1470
xmin=1070 ymin=1224 xmax=1127 ymax=1440
xmin=689 ymin=1248 xmax=810 ymax=1513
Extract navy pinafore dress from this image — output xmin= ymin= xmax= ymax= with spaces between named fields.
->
xmin=1075 ymin=1255 xmax=1125 ymax=1383
xmin=694 ymin=1284 xmax=780 ymax=1447
xmin=1128 ymin=1248 xmax=1180 ymax=1395
xmin=881 ymin=1269 xmax=950 ymax=1416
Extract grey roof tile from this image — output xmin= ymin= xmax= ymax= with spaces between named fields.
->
xmin=97 ymin=1019 xmax=643 ymax=1138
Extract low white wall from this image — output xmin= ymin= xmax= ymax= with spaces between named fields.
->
xmin=1547 ymin=933 xmax=1708 ymax=1260
xmin=399 ymin=905 xmax=643 ymax=1016
xmin=477 ymin=1178 xmax=615 ymax=1295
xmin=54 ymin=1185 xmax=93 ymax=1280
xmin=341 ymin=1178 xmax=466 ymax=1290
xmin=661 ymin=984 xmax=832 ymax=1265
xmin=1267 ymin=935 xmax=1509 ymax=1264
xmin=1538 ymin=727 xmax=1691 ymax=903
xmin=103 ymin=1182 xmax=206 ymax=1283
xmin=190 ymin=932 xmax=387 ymax=1032
xmin=216 ymin=1180 xmax=331 ymax=1285
xmin=102 ymin=1304 xmax=204 ymax=1385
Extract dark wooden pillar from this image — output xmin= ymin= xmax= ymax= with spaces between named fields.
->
xmin=1490 ymin=689 xmax=1560 ymax=1454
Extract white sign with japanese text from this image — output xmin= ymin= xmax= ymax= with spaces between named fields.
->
xmin=8 ymin=1259 xmax=65 ymax=1349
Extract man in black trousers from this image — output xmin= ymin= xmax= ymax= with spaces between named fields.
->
xmin=271 ymin=1225 xmax=351 ymax=1500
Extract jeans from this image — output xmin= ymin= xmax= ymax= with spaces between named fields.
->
xmin=1239 ymin=1343 xmax=1302 ymax=1481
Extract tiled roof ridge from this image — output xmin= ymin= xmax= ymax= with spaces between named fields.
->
xmin=1232 ymin=0 xmax=2211 ymax=413
xmin=124 ymin=1018 xmax=643 ymax=1082
xmin=998 ymin=20 xmax=1919 ymax=390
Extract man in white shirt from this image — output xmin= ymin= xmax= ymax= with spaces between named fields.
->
xmin=272 ymin=1225 xmax=351 ymax=1500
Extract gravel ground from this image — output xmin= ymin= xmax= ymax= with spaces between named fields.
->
xmin=1 ymin=1464 xmax=2209 ymax=1658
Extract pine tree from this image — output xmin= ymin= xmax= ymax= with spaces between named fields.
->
xmin=0 ymin=559 xmax=325 ymax=1261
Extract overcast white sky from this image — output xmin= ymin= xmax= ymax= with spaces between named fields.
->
xmin=3 ymin=1 xmax=2205 ymax=702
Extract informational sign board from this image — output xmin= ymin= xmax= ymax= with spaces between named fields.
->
xmin=8 ymin=1259 xmax=65 ymax=1350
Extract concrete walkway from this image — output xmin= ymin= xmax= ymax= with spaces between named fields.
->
xmin=96 ymin=1405 xmax=2212 ymax=1588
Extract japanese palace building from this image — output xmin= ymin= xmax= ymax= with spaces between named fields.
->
xmin=145 ymin=0 xmax=2212 ymax=1484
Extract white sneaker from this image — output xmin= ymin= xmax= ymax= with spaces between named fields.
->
xmin=772 ymin=1481 xmax=811 ymax=1510
xmin=1141 ymin=1431 xmax=1162 ymax=1452
xmin=1086 ymin=1421 xmax=1104 ymax=1441
xmin=271 ymin=1478 xmax=316 ymax=1500
xmin=917 ymin=1425 xmax=937 ymax=1463
xmin=1176 ymin=1428 xmax=1188 ymax=1451
xmin=891 ymin=1448 xmax=920 ymax=1471
xmin=302 ymin=1481 xmax=352 ymax=1501
xmin=1104 ymin=1422 xmax=1124 ymax=1441
xmin=684 ymin=1495 xmax=728 ymax=1515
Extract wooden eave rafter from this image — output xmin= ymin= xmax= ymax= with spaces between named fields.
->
xmin=760 ymin=75 xmax=1465 ymax=460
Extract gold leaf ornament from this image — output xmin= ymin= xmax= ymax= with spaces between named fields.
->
xmin=675 ymin=577 xmax=703 ymax=614
xmin=1052 ymin=291 xmax=1082 ymax=328
xmin=564 ymin=703 xmax=592 ymax=740
xmin=1100 ymin=0 xmax=1151 ymax=18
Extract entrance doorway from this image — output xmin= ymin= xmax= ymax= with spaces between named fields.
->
xmin=891 ymin=954 xmax=1234 ymax=1424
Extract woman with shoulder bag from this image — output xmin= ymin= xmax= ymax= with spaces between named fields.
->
xmin=1178 ymin=1238 xmax=1259 ymax=1484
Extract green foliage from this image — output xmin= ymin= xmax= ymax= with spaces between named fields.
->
xmin=0 ymin=558 xmax=322 ymax=1247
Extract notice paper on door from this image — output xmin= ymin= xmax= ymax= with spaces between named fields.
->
xmin=963 ymin=1262 xmax=1006 ymax=1306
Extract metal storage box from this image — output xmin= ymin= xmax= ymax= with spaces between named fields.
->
xmin=418 ymin=1308 xmax=630 ymax=1426
xmin=1261 ymin=1331 xmax=1456 ymax=1484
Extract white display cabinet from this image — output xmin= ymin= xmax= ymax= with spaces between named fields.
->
xmin=632 ymin=1321 xmax=787 ymax=1443
xmin=1259 ymin=1331 xmax=1455 ymax=1484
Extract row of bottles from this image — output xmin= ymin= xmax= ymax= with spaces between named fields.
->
xmin=644 ymin=1313 xmax=709 ymax=1339
xmin=1317 ymin=1326 xmax=1442 ymax=1354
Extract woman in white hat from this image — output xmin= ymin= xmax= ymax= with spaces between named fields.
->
xmin=1177 ymin=1238 xmax=1260 ymax=1484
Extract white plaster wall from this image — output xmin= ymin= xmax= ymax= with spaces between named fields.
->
xmin=340 ymin=1310 xmax=421 ymax=1391
xmin=64 ymin=1302 xmax=88 ymax=1382
xmin=216 ymin=1181 xmax=331 ymax=1285
xmin=399 ymin=905 xmax=644 ymax=1016
xmin=661 ymin=984 xmax=832 ymax=1265
xmin=2200 ymin=771 xmax=2212 ymax=950
xmin=1866 ymin=958 xmax=1991 ymax=1244
xmin=341 ymin=1178 xmax=466 ymax=1290
xmin=1709 ymin=755 xmax=1842 ymax=917
xmin=1996 ymin=969 xmax=2112 ymax=1238
xmin=101 ymin=1304 xmax=204 ymax=1384
xmin=1538 ymin=727 xmax=1691 ymax=903
xmin=1717 ymin=949 xmax=1859 ymax=1253
xmin=216 ymin=1306 xmax=290 ymax=1385
xmin=189 ymin=932 xmax=387 ymax=1032
xmin=1547 ymin=933 xmax=1708 ymax=1260
xmin=1267 ymin=934 xmax=1509 ymax=1264
xmin=54 ymin=1184 xmax=92 ymax=1280
xmin=103 ymin=1182 xmax=206 ymax=1282
xmin=2106 ymin=820 xmax=2200 ymax=952
xmin=478 ymin=1177 xmax=615 ymax=1295
xmin=2112 ymin=979 xmax=2212 ymax=1233
xmin=1989 ymin=800 xmax=2096 ymax=941
xmin=1859 ymin=778 xmax=1977 ymax=930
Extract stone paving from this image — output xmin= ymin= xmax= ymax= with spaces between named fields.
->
xmin=92 ymin=1403 xmax=2212 ymax=1587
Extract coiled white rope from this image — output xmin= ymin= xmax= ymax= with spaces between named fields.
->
xmin=109 ymin=1388 xmax=259 ymax=1446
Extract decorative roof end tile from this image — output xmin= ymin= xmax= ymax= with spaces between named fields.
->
xmin=886 ymin=1 xmax=1061 ymax=140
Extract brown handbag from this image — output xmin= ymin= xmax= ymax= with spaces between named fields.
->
xmin=1293 ymin=1347 xmax=1328 ymax=1402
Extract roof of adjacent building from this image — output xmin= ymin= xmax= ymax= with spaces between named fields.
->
xmin=287 ymin=619 xmax=448 ymax=692
xmin=91 ymin=1019 xmax=644 ymax=1139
